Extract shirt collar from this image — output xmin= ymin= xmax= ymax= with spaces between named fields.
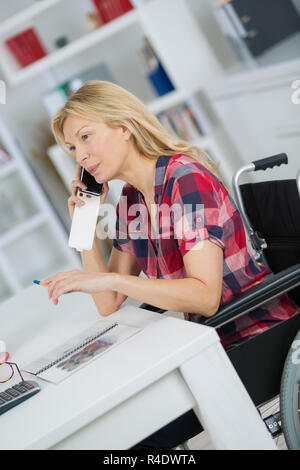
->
xmin=154 ymin=155 xmax=173 ymax=203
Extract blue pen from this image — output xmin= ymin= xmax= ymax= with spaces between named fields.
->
xmin=33 ymin=280 xmax=72 ymax=293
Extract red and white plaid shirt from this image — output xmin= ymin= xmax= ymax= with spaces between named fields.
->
xmin=113 ymin=154 xmax=299 ymax=349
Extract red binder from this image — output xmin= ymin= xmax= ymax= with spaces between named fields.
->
xmin=23 ymin=28 xmax=47 ymax=60
xmin=92 ymin=0 xmax=133 ymax=23
xmin=5 ymin=28 xmax=47 ymax=68
xmin=5 ymin=37 xmax=28 ymax=67
xmin=92 ymin=0 xmax=110 ymax=24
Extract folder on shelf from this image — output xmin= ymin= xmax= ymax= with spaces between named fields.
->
xmin=92 ymin=0 xmax=134 ymax=24
xmin=5 ymin=28 xmax=47 ymax=68
xmin=215 ymin=0 xmax=300 ymax=57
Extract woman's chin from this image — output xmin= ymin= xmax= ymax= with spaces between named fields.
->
xmin=95 ymin=169 xmax=114 ymax=184
xmin=94 ymin=171 xmax=103 ymax=183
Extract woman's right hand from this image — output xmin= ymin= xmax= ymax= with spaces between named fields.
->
xmin=68 ymin=164 xmax=109 ymax=220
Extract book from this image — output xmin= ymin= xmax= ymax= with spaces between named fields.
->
xmin=5 ymin=37 xmax=29 ymax=67
xmin=93 ymin=0 xmax=133 ymax=23
xmin=102 ymin=0 xmax=115 ymax=20
xmin=184 ymin=103 xmax=204 ymax=136
xmin=22 ymin=320 xmax=140 ymax=383
xmin=173 ymin=107 xmax=191 ymax=141
xmin=92 ymin=0 xmax=109 ymax=24
xmin=168 ymin=109 xmax=185 ymax=140
xmin=17 ymin=32 xmax=36 ymax=65
xmin=5 ymin=28 xmax=47 ymax=68
xmin=158 ymin=113 xmax=177 ymax=138
xmin=23 ymin=28 xmax=47 ymax=61
xmin=119 ymin=0 xmax=134 ymax=13
xmin=180 ymin=104 xmax=201 ymax=141
xmin=185 ymin=96 xmax=212 ymax=135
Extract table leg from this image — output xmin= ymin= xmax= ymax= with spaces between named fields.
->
xmin=179 ymin=341 xmax=277 ymax=450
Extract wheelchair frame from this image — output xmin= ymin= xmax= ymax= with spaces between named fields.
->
xmin=140 ymin=153 xmax=300 ymax=448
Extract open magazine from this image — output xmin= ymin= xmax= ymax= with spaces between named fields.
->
xmin=22 ymin=320 xmax=140 ymax=383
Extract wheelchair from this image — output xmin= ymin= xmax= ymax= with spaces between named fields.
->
xmin=140 ymin=153 xmax=300 ymax=450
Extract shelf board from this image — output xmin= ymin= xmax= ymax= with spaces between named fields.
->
xmin=0 ymin=160 xmax=17 ymax=178
xmin=205 ymin=57 xmax=300 ymax=100
xmin=147 ymin=89 xmax=188 ymax=115
xmin=7 ymin=9 xmax=139 ymax=87
xmin=0 ymin=212 xmax=47 ymax=248
xmin=0 ymin=0 xmax=63 ymax=37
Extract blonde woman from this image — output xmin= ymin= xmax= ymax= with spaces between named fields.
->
xmin=46 ymin=81 xmax=298 ymax=449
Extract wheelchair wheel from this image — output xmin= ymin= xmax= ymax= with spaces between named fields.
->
xmin=280 ymin=329 xmax=300 ymax=450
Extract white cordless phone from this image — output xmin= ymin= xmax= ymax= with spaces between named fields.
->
xmin=68 ymin=168 xmax=103 ymax=252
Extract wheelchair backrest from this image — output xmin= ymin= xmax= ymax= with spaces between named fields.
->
xmin=240 ymin=179 xmax=300 ymax=306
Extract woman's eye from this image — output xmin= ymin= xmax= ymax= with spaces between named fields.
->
xmin=82 ymin=134 xmax=89 ymax=141
xmin=69 ymin=146 xmax=75 ymax=152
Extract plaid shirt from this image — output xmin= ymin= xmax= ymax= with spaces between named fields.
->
xmin=113 ymin=154 xmax=299 ymax=349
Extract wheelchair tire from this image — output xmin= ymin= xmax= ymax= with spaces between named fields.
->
xmin=280 ymin=329 xmax=300 ymax=450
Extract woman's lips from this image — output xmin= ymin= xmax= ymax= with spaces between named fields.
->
xmin=87 ymin=164 xmax=100 ymax=175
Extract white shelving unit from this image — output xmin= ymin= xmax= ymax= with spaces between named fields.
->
xmin=0 ymin=116 xmax=80 ymax=304
xmin=0 ymin=0 xmax=222 ymax=89
xmin=0 ymin=0 xmax=63 ymax=36
xmin=0 ymin=0 xmax=241 ymax=305
xmin=0 ymin=8 xmax=140 ymax=87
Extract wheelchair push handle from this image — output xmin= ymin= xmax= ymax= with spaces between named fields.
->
xmin=252 ymin=153 xmax=288 ymax=171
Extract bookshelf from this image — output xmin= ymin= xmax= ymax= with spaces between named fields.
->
xmin=0 ymin=8 xmax=140 ymax=87
xmin=0 ymin=0 xmax=222 ymax=91
xmin=0 ymin=116 xmax=80 ymax=304
xmin=0 ymin=0 xmax=242 ymax=305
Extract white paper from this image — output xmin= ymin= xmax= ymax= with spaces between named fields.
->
xmin=22 ymin=320 xmax=140 ymax=383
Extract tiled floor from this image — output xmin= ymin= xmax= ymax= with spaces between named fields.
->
xmin=184 ymin=417 xmax=287 ymax=450
xmin=177 ymin=430 xmax=287 ymax=450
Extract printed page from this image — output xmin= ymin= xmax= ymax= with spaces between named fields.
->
xmin=22 ymin=322 xmax=140 ymax=383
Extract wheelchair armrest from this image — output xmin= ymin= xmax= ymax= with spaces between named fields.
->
xmin=139 ymin=263 xmax=300 ymax=329
xmin=202 ymin=263 xmax=300 ymax=328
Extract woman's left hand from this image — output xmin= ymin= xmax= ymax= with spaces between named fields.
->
xmin=43 ymin=270 xmax=115 ymax=305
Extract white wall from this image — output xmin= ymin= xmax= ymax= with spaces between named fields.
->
xmin=206 ymin=62 xmax=300 ymax=183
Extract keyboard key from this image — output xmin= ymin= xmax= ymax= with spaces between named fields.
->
xmin=12 ymin=385 xmax=27 ymax=394
xmin=5 ymin=388 xmax=20 ymax=397
xmin=20 ymin=381 xmax=34 ymax=390
xmin=0 ymin=392 xmax=13 ymax=401
xmin=0 ymin=380 xmax=40 ymax=416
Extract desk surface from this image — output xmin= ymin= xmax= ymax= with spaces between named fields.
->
xmin=0 ymin=285 xmax=218 ymax=450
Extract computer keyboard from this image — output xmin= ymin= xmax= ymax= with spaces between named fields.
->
xmin=0 ymin=380 xmax=40 ymax=415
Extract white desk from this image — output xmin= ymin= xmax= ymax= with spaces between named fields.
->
xmin=0 ymin=285 xmax=276 ymax=450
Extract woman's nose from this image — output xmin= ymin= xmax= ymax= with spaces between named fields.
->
xmin=75 ymin=151 xmax=88 ymax=166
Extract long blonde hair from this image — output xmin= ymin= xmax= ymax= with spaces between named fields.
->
xmin=52 ymin=80 xmax=222 ymax=181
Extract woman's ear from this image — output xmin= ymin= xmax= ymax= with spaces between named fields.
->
xmin=121 ymin=125 xmax=132 ymax=141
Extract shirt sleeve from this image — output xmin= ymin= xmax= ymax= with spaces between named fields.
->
xmin=170 ymin=169 xmax=225 ymax=258
xmin=113 ymin=184 xmax=134 ymax=254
